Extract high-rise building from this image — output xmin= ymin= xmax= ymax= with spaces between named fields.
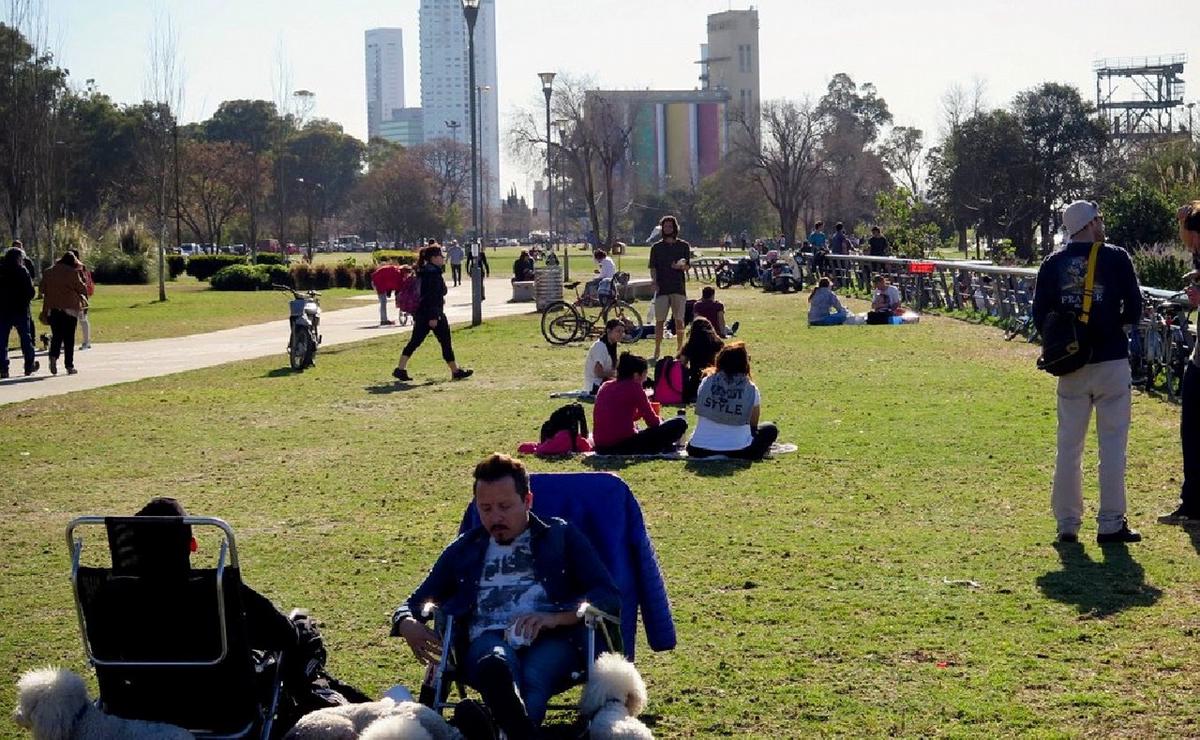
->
xmin=365 ymin=28 xmax=407 ymax=140
xmin=419 ymin=0 xmax=500 ymax=208
xmin=700 ymin=8 xmax=760 ymax=146
xmin=379 ymin=107 xmax=425 ymax=148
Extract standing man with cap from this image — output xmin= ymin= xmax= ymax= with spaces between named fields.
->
xmin=1033 ymin=200 xmax=1143 ymax=544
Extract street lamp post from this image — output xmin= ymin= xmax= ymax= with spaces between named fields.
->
xmin=538 ymin=72 xmax=556 ymax=276
xmin=476 ymin=84 xmax=492 ymax=246
xmin=444 ymin=119 xmax=461 ymax=147
xmin=462 ymin=0 xmax=482 ymax=327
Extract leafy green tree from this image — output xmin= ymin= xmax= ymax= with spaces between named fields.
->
xmin=874 ymin=186 xmax=940 ymax=258
xmin=203 ymin=100 xmax=281 ymax=254
xmin=1104 ymin=178 xmax=1176 ymax=248
xmin=696 ymin=164 xmax=771 ymax=244
xmin=352 ymin=149 xmax=445 ymax=243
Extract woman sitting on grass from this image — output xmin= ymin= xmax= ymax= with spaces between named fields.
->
xmin=808 ymin=277 xmax=849 ymax=326
xmin=583 ymin=318 xmax=624 ymax=396
xmin=677 ymin=317 xmax=724 ymax=403
xmin=686 ymin=341 xmax=779 ymax=461
xmin=592 ymin=352 xmax=688 ymax=455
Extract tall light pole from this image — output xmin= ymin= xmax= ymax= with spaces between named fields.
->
xmin=462 ymin=0 xmax=482 ymax=327
xmin=539 ymin=72 xmax=556 ymax=255
xmin=444 ymin=119 xmax=461 ymax=148
xmin=476 ymin=84 xmax=492 ymax=246
xmin=554 ymin=118 xmax=568 ymax=257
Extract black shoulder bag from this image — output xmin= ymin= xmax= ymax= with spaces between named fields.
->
xmin=1037 ymin=241 xmax=1101 ymax=377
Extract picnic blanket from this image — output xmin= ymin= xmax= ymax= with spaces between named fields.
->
xmin=583 ymin=442 xmax=798 ymax=460
xmin=549 ymin=390 xmax=594 ymax=400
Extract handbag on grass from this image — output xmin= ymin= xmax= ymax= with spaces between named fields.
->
xmin=1037 ymin=241 xmax=1101 ymax=376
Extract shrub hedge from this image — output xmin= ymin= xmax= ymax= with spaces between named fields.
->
xmin=254 ymin=253 xmax=289 ymax=266
xmin=209 ymin=262 xmax=376 ymax=291
xmin=91 ymin=251 xmax=149 ymax=284
xmin=210 ymin=264 xmax=292 ymax=291
xmin=372 ymin=250 xmax=416 ymax=265
xmin=186 ymin=254 xmax=247 ymax=281
xmin=1133 ymin=247 xmax=1192 ymax=292
xmin=167 ymin=255 xmax=187 ymax=279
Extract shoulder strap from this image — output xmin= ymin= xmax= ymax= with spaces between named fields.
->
xmin=1080 ymin=241 xmax=1102 ymax=325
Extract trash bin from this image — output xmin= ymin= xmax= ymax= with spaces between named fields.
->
xmin=534 ymin=265 xmax=563 ymax=311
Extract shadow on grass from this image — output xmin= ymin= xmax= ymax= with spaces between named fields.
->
xmin=364 ymin=380 xmax=440 ymax=394
xmin=580 ymin=455 xmax=670 ymax=471
xmin=1036 ymin=542 xmax=1162 ymax=618
xmin=263 ymin=367 xmax=296 ymax=378
xmin=684 ymin=458 xmax=752 ymax=477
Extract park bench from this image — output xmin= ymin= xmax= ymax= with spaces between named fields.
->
xmin=511 ymin=280 xmax=535 ymax=302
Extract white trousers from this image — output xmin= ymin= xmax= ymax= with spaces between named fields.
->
xmin=1052 ymin=359 xmax=1131 ymax=535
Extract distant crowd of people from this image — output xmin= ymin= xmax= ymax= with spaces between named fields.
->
xmin=1 ymin=239 xmax=93 ymax=379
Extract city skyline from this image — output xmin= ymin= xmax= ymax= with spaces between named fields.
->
xmin=40 ymin=0 xmax=1200 ymax=202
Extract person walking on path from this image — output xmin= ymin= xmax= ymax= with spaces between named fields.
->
xmin=40 ymin=252 xmax=89 ymax=376
xmin=648 ymin=215 xmax=690 ymax=360
xmin=446 ymin=240 xmax=465 ymax=287
xmin=1033 ymin=200 xmax=1143 ymax=544
xmin=71 ymin=250 xmax=94 ymax=349
xmin=370 ymin=261 xmax=408 ymax=326
xmin=392 ymin=244 xmax=473 ymax=383
xmin=0 ymin=245 xmax=39 ymax=378
xmin=1159 ymin=200 xmax=1200 ymax=525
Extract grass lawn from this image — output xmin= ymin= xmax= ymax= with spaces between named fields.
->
xmin=28 ymin=277 xmax=372 ymax=345
xmin=1 ymin=286 xmax=1195 ymax=737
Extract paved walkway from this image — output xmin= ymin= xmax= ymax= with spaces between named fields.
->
xmin=0 ymin=277 xmax=532 ymax=405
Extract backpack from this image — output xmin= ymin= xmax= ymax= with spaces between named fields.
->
xmin=1037 ymin=242 xmax=1100 ymax=377
xmin=539 ymin=403 xmax=589 ymax=450
xmin=652 ymin=356 xmax=685 ymax=405
xmin=395 ymin=268 xmax=421 ymax=314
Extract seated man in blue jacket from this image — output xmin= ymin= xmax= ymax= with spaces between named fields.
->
xmin=391 ymin=454 xmax=619 ymax=738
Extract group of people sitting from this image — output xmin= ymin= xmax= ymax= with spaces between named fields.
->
xmin=807 ymin=274 xmax=906 ymax=326
xmin=582 ymin=315 xmax=777 ymax=460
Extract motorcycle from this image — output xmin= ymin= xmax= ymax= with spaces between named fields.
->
xmin=715 ymin=257 xmax=761 ymax=289
xmin=274 ymin=284 xmax=322 ymax=371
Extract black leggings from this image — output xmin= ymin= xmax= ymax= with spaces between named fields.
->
xmin=687 ymin=423 xmax=779 ymax=461
xmin=402 ymin=312 xmax=455 ymax=363
xmin=451 ymin=264 xmax=462 ymax=285
xmin=595 ymin=416 xmax=688 ymax=455
xmin=49 ymin=309 xmax=78 ymax=369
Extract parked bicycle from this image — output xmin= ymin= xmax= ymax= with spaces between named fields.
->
xmin=1133 ymin=291 xmax=1194 ymax=401
xmin=540 ymin=272 xmax=643 ymax=345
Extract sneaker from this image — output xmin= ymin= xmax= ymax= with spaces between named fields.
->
xmin=452 ymin=368 xmax=474 ymax=380
xmin=66 ymin=367 xmax=78 ymax=375
xmin=392 ymin=367 xmax=412 ymax=382
xmin=79 ymin=342 xmax=91 ymax=350
xmin=1097 ymin=522 xmax=1142 ymax=544
xmin=1157 ymin=506 xmax=1200 ymax=525
xmin=49 ymin=357 xmax=57 ymax=375
xmin=1056 ymin=531 xmax=1078 ymax=544
xmin=24 ymin=361 xmax=38 ymax=376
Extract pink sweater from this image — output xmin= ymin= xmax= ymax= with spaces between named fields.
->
xmin=592 ymin=378 xmax=660 ymax=448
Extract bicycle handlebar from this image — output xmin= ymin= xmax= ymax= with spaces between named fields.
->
xmin=272 ymin=284 xmax=320 ymax=298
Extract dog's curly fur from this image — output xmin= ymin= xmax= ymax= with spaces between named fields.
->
xmin=578 ymin=653 xmax=653 ymax=739
xmin=284 ymin=698 xmax=460 ymax=740
xmin=13 ymin=667 xmax=194 ymax=740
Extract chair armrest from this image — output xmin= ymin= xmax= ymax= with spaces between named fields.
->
xmin=576 ymin=601 xmax=619 ymax=627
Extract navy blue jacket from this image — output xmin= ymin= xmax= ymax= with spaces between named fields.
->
xmin=1032 ymin=241 xmax=1142 ymax=364
xmin=0 ymin=262 xmax=35 ymax=317
xmin=391 ymin=513 xmax=619 ymax=638
xmin=415 ymin=263 xmax=448 ymax=317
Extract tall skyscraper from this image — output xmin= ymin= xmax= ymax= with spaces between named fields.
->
xmin=365 ymin=28 xmax=407 ymax=140
xmin=700 ymin=8 xmax=760 ymax=147
xmin=419 ymin=0 xmax=499 ymax=208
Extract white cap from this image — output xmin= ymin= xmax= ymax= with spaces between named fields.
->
xmin=1062 ymin=200 xmax=1100 ymax=238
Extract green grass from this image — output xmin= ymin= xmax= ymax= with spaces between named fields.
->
xmin=1 ymin=286 xmax=1195 ymax=737
xmin=45 ymin=278 xmax=371 ymax=344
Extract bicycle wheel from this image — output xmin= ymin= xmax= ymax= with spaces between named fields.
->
xmin=541 ymin=301 xmax=582 ymax=344
xmin=603 ymin=300 xmax=643 ymax=343
xmin=289 ymin=327 xmax=311 ymax=371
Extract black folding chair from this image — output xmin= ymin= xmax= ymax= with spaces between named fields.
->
xmin=67 ymin=516 xmax=284 ymax=739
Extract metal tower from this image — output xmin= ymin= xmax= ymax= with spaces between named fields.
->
xmin=1095 ymin=54 xmax=1187 ymax=141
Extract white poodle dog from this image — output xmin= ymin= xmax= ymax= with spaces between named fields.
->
xmin=578 ymin=653 xmax=653 ymax=739
xmin=284 ymin=698 xmax=461 ymax=740
xmin=13 ymin=667 xmax=194 ymax=740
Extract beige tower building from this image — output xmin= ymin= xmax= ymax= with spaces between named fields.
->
xmin=699 ymin=8 xmax=760 ymax=147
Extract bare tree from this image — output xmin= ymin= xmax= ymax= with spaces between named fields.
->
xmin=412 ymin=138 xmax=471 ymax=213
xmin=879 ymin=126 xmax=925 ymax=196
xmin=141 ymin=11 xmax=183 ymax=301
xmin=586 ymin=92 xmax=633 ymax=247
xmin=732 ymin=99 xmax=827 ymax=248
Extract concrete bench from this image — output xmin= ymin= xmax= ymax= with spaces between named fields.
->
xmin=619 ymin=279 xmax=655 ymax=301
xmin=511 ymin=281 xmax=535 ymax=302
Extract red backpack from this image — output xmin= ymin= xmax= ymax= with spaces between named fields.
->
xmin=652 ymin=356 xmax=685 ymax=405
xmin=395 ymin=267 xmax=420 ymax=314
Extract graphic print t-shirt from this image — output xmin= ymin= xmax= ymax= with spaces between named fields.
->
xmin=470 ymin=530 xmax=552 ymax=641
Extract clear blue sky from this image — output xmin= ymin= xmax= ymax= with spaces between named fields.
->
xmin=41 ymin=0 xmax=1200 ymax=198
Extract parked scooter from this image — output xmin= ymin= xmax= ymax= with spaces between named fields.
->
xmin=762 ymin=251 xmax=803 ymax=293
xmin=274 ymin=284 xmax=322 ymax=371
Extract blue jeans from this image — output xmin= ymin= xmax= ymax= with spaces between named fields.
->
xmin=465 ymin=629 xmax=580 ymax=735
xmin=809 ymin=310 xmax=849 ymax=326
xmin=1 ymin=310 xmax=36 ymax=373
